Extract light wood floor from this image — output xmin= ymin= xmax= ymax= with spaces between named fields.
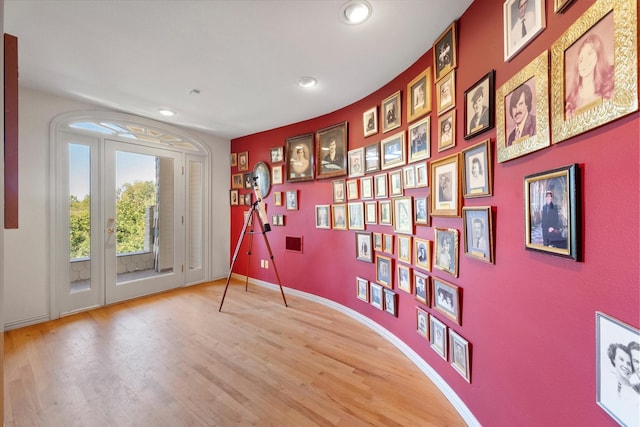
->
xmin=5 ymin=280 xmax=466 ymax=427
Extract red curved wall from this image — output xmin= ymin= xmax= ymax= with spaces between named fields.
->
xmin=230 ymin=0 xmax=639 ymax=424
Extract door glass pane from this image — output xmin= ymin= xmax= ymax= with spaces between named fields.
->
xmin=189 ymin=161 xmax=203 ymax=270
xmin=69 ymin=143 xmax=92 ymax=293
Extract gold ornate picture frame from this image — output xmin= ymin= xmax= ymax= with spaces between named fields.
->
xmin=406 ymin=67 xmax=432 ymax=123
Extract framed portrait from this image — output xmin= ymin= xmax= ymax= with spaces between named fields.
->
xmin=503 ymin=0 xmax=546 ymax=61
xmin=524 ymin=164 xmax=580 ymax=260
xmin=496 ymin=50 xmax=550 ymax=163
xmin=270 ymin=146 xmax=284 ymax=164
xmin=388 ymin=170 xmax=403 ymax=197
xmin=414 ymin=237 xmax=431 ymax=272
xmin=413 ymin=270 xmax=429 ymax=305
xmin=396 ymin=264 xmax=412 ymax=295
xmin=243 ymin=172 xmax=253 ymax=189
xmin=360 ymin=176 xmax=374 ymax=200
xmin=382 ymin=91 xmax=401 ymax=133
xmin=374 ymin=173 xmax=388 ymax=199
xmin=433 ymin=21 xmax=458 ymax=82
xmin=415 ymin=162 xmax=428 ymax=187
xmin=373 ymin=232 xmax=383 ymax=251
xmin=271 ymin=165 xmax=283 ymax=185
xmin=462 ymin=206 xmax=494 ymax=264
xmin=436 ymin=70 xmax=456 ymax=115
xmin=379 ymin=200 xmax=392 ymax=226
xmin=347 ymin=202 xmax=365 ymax=231
xmin=437 ymin=110 xmax=456 ymax=152
xmin=237 ymin=151 xmax=249 ymax=171
xmin=230 ymin=153 xmax=238 ymax=168
xmin=414 ymin=196 xmax=429 ymax=226
xmin=464 ymin=70 xmax=495 ymax=140
xmin=430 ymin=153 xmax=461 ymax=217
xmin=370 ymin=283 xmax=384 ymax=310
xmin=462 ymin=139 xmax=492 ymax=198
xmin=243 ymin=192 xmax=252 ymax=206
xmin=383 ymin=289 xmax=398 ymax=317
xmin=273 ymin=191 xmax=282 ymax=206
xmin=356 ymin=277 xmax=369 ymax=302
xmin=596 ymin=311 xmax=640 ymax=427
xmin=551 ymin=0 xmax=638 ymax=144
xmin=346 ymin=179 xmax=359 ymax=200
xmin=365 ymin=201 xmax=377 ymax=225
xmin=285 ymin=133 xmax=314 ymax=182
xmin=381 ymin=132 xmax=406 ymax=170
xmin=332 ymin=179 xmax=346 ymax=203
xmin=230 ymin=189 xmax=239 ymax=206
xmin=416 ymin=307 xmax=429 ymax=339
xmin=315 ymin=204 xmax=331 ymax=229
xmin=554 ymin=0 xmax=575 ymax=13
xmin=375 ymin=254 xmax=393 ymax=288
xmin=364 ymin=142 xmax=381 ymax=173
xmin=449 ymin=330 xmax=471 ymax=383
xmin=403 ymin=165 xmax=416 ymax=189
xmin=406 ymin=67 xmax=432 ymax=123
xmin=408 ymin=117 xmax=430 ymax=163
xmin=392 ymin=196 xmax=413 ymax=235
xmin=430 ymin=316 xmax=448 ymax=360
xmin=383 ymin=233 xmax=394 ymax=255
xmin=363 ymin=106 xmax=378 ymax=137
xmin=348 ymin=147 xmax=365 ymax=178
xmin=285 ymin=190 xmax=298 ymax=211
xmin=231 ymin=173 xmax=244 ymax=189
xmin=355 ymin=231 xmax=373 ymax=262
xmin=316 ymin=121 xmax=348 ymax=179
xmin=397 ymin=235 xmax=412 ymax=264
xmin=331 ymin=204 xmax=347 ymax=230
xmin=433 ymin=227 xmax=459 ymax=278
xmin=433 ymin=277 xmax=461 ymax=325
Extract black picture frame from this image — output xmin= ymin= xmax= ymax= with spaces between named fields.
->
xmin=464 ymin=70 xmax=495 ymax=140
xmin=316 ymin=122 xmax=348 ymax=179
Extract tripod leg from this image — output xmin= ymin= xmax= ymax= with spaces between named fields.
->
xmin=259 ymin=219 xmax=288 ymax=307
xmin=244 ymin=212 xmax=256 ymax=292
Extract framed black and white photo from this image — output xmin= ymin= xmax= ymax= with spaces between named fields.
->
xmin=315 ymin=204 xmax=331 ymax=229
xmin=363 ymin=106 xmax=378 ymax=137
xmin=503 ymin=0 xmax=546 ymax=61
xmin=433 ymin=277 xmax=461 ymax=325
xmin=360 ymin=176 xmax=374 ymax=200
xmin=414 ymin=270 xmax=429 ymax=305
xmin=462 ymin=139 xmax=492 ymax=198
xmin=356 ymin=277 xmax=369 ymax=302
xmin=382 ymin=91 xmax=401 ymax=133
xmin=333 ymin=179 xmax=346 ymax=203
xmin=374 ymin=173 xmax=388 ymax=199
xmin=464 ymin=70 xmax=495 ymax=140
xmin=414 ymin=196 xmax=429 ymax=226
xmin=370 ymin=283 xmax=383 ymax=310
xmin=436 ymin=70 xmax=455 ymax=115
xmin=365 ymin=201 xmax=377 ymax=225
xmin=449 ymin=330 xmax=471 ymax=383
xmin=375 ymin=254 xmax=393 ymax=288
xmin=348 ymin=202 xmax=365 ymax=231
xmin=316 ymin=122 xmax=348 ymax=179
xmin=430 ymin=316 xmax=448 ymax=360
xmin=407 ymin=67 xmax=432 ymax=123
xmin=416 ymin=307 xmax=429 ymax=339
xmin=285 ymin=133 xmax=314 ymax=182
xmin=437 ymin=110 xmax=456 ymax=152
xmin=434 ymin=227 xmax=459 ymax=278
xmin=285 ymin=190 xmax=298 ymax=210
xmin=348 ymin=147 xmax=365 ymax=178
xmin=463 ymin=206 xmax=494 ymax=264
xmin=355 ymin=231 xmax=373 ymax=262
xmin=270 ymin=146 xmax=284 ymax=163
xmin=396 ymin=264 xmax=411 ymax=294
xmin=364 ymin=142 xmax=381 ymax=173
xmin=430 ymin=153 xmax=461 ymax=217
xmin=381 ymin=132 xmax=406 ymax=170
xmin=392 ymin=197 xmax=413 ymax=235
xmin=332 ymin=204 xmax=347 ymax=230
xmin=433 ymin=22 xmax=458 ymax=82
xmin=383 ymin=289 xmax=398 ymax=317
xmin=414 ymin=237 xmax=431 ymax=272
xmin=408 ymin=117 xmax=430 ymax=163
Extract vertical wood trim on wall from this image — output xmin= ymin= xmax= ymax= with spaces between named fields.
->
xmin=4 ymin=33 xmax=18 ymax=229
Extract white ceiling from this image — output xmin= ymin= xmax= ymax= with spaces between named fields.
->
xmin=4 ymin=0 xmax=473 ymax=140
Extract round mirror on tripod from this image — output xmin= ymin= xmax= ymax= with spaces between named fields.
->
xmin=253 ymin=161 xmax=271 ymax=198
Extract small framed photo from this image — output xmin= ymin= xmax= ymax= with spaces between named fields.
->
xmin=464 ymin=70 xmax=495 ymax=140
xmin=370 ymin=283 xmax=384 ymax=310
xmin=416 ymin=307 xmax=429 ymax=339
xmin=414 ymin=196 xmax=429 ymax=226
xmin=503 ymin=0 xmax=546 ymax=61
xmin=332 ymin=204 xmax=347 ymax=230
xmin=462 ymin=139 xmax=492 ymax=198
xmin=383 ymin=289 xmax=398 ymax=317
xmin=413 ymin=270 xmax=429 ymax=305
xmin=356 ymin=277 xmax=369 ymax=302
xmin=434 ymin=227 xmax=459 ymax=278
xmin=365 ymin=201 xmax=377 ymax=225
xmin=238 ymin=151 xmax=249 ymax=171
xmin=496 ymin=50 xmax=550 ymax=163
xmin=551 ymin=0 xmax=638 ymax=144
xmin=272 ymin=165 xmax=284 ymax=185
xmin=389 ymin=170 xmax=403 ymax=197
xmin=315 ymin=204 xmax=331 ymax=229
xmin=392 ymin=196 xmax=413 ymax=235
xmin=285 ymin=133 xmax=314 ymax=182
xmin=375 ymin=254 xmax=393 ymax=288
xmin=373 ymin=232 xmax=383 ymax=251
xmin=596 ymin=311 xmax=640 ymax=427
xmin=374 ymin=173 xmax=388 ymax=199
xmin=364 ymin=142 xmax=381 ymax=173
xmin=381 ymin=132 xmax=406 ymax=170
xmin=273 ymin=191 xmax=283 ymax=206
xmin=449 ymin=330 xmax=471 ymax=382
xmin=316 ymin=121 xmax=348 ymax=180
xmin=397 ymin=264 xmax=412 ymax=294
xmin=348 ymin=147 xmax=365 ymax=178
xmin=355 ymin=231 xmax=373 ymax=262
xmin=436 ymin=70 xmax=455 ymax=115
xmin=230 ymin=189 xmax=239 ymax=206
xmin=415 ymin=162 xmax=428 ymax=187
xmin=332 ymin=179 xmax=346 ymax=203
xmin=408 ymin=117 xmax=430 ymax=163
xmin=524 ymin=164 xmax=580 ymax=260
xmin=382 ymin=91 xmax=401 ymax=133
xmin=243 ymin=173 xmax=254 ymax=189
xmin=430 ymin=153 xmax=461 ymax=217
xmin=383 ymin=234 xmax=394 ymax=255
xmin=346 ymin=179 xmax=359 ymax=200
xmin=230 ymin=153 xmax=238 ymax=167
xmin=347 ymin=202 xmax=365 ymax=231
xmin=463 ymin=206 xmax=494 ymax=264
xmin=406 ymin=67 xmax=432 ymax=123
xmin=285 ymin=190 xmax=298 ymax=210
xmin=437 ymin=110 xmax=456 ymax=152
xmin=430 ymin=316 xmax=448 ymax=360
xmin=379 ymin=200 xmax=392 ymax=225
xmin=363 ymin=106 xmax=378 ymax=137
xmin=414 ymin=237 xmax=431 ymax=272
xmin=397 ymin=235 xmax=412 ymax=264
xmin=231 ymin=173 xmax=244 ymax=189
xmin=403 ymin=165 xmax=416 ymax=189
xmin=433 ymin=277 xmax=461 ymax=325
xmin=360 ymin=176 xmax=374 ymax=200
xmin=270 ymin=146 xmax=284 ymax=163
xmin=243 ymin=193 xmax=252 ymax=206
xmin=433 ymin=22 xmax=458 ymax=82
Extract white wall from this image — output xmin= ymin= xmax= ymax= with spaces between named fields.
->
xmin=3 ymin=87 xmax=230 ymax=328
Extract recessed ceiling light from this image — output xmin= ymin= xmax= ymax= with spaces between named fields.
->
xmin=341 ymin=0 xmax=372 ymax=25
xmin=158 ymin=109 xmax=176 ymax=117
xmin=298 ymin=77 xmax=318 ymax=88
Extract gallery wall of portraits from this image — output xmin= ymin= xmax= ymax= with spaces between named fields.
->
xmin=229 ymin=0 xmax=639 ymax=425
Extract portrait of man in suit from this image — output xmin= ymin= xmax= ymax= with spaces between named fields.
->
xmin=506 ymin=80 xmax=536 ymax=146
